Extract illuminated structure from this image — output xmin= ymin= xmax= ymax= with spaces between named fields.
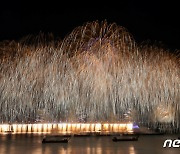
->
xmin=0 ymin=123 xmax=133 ymax=134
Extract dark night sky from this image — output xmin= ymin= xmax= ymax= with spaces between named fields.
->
xmin=0 ymin=1 xmax=179 ymax=51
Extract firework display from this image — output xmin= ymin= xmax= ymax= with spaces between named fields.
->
xmin=0 ymin=21 xmax=179 ymax=131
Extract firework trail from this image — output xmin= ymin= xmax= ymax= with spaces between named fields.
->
xmin=0 ymin=21 xmax=179 ymax=131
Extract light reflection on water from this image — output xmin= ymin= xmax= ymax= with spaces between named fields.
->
xmin=129 ymin=146 xmax=135 ymax=154
xmin=0 ymin=134 xmax=179 ymax=154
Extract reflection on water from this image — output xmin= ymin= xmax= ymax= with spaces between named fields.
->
xmin=0 ymin=134 xmax=179 ymax=154
xmin=129 ymin=146 xmax=135 ymax=154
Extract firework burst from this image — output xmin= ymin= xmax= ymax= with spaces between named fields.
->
xmin=0 ymin=21 xmax=179 ymax=131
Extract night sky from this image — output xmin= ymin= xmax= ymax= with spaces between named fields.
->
xmin=0 ymin=1 xmax=179 ymax=51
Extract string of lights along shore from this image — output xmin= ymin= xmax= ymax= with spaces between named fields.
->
xmin=0 ymin=21 xmax=179 ymax=132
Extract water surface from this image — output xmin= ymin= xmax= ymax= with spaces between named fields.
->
xmin=0 ymin=134 xmax=179 ymax=154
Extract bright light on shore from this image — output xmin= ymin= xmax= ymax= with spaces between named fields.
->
xmin=0 ymin=123 xmax=133 ymax=134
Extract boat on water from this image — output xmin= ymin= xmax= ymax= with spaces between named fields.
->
xmin=4 ymin=130 xmax=14 ymax=133
xmin=42 ymin=136 xmax=70 ymax=143
xmin=112 ymin=135 xmax=139 ymax=142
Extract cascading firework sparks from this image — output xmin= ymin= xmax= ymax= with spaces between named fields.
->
xmin=0 ymin=21 xmax=179 ymax=131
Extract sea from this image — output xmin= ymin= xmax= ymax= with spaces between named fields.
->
xmin=0 ymin=134 xmax=179 ymax=154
